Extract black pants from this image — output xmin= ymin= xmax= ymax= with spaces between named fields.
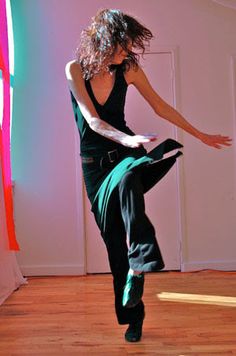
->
xmin=101 ymin=170 xmax=164 ymax=325
xmin=82 ymin=144 xmax=182 ymax=325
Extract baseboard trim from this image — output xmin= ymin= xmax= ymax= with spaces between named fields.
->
xmin=19 ymin=261 xmax=236 ymax=275
xmin=19 ymin=264 xmax=86 ymax=276
xmin=181 ymin=260 xmax=236 ymax=272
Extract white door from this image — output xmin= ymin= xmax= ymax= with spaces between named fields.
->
xmin=84 ymin=51 xmax=182 ymax=273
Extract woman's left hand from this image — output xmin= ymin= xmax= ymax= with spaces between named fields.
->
xmin=197 ymin=132 xmax=233 ymax=149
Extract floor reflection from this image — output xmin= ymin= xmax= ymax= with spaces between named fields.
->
xmin=157 ymin=292 xmax=236 ymax=307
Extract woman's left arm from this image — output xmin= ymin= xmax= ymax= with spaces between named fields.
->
xmin=129 ymin=66 xmax=232 ymax=149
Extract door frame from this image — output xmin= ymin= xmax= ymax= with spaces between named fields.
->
xmin=79 ymin=45 xmax=187 ymax=273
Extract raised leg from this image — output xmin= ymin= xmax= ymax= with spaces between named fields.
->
xmin=118 ymin=170 xmax=165 ymax=272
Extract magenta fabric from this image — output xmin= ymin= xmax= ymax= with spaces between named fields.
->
xmin=0 ymin=0 xmax=20 ymax=250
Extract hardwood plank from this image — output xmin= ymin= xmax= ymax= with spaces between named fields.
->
xmin=0 ymin=270 xmax=236 ymax=355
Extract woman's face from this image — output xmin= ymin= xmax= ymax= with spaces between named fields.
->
xmin=110 ymin=40 xmax=133 ymax=65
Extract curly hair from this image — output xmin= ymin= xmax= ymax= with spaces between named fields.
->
xmin=76 ymin=9 xmax=153 ymax=79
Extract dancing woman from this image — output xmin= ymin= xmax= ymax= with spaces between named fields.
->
xmin=65 ymin=8 xmax=232 ymax=342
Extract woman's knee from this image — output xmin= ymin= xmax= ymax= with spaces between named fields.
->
xmin=118 ymin=171 xmax=140 ymax=192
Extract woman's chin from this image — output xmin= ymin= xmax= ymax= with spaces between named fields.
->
xmin=111 ymin=58 xmax=125 ymax=64
xmin=111 ymin=57 xmax=126 ymax=65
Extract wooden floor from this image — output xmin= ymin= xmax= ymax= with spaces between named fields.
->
xmin=0 ymin=270 xmax=236 ymax=355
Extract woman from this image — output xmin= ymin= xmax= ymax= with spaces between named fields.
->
xmin=65 ymin=9 xmax=232 ymax=342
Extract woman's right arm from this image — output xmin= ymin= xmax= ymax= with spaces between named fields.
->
xmin=65 ymin=61 xmax=156 ymax=148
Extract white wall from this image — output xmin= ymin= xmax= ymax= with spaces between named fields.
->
xmin=11 ymin=0 xmax=236 ymax=275
xmin=11 ymin=0 xmax=86 ymax=275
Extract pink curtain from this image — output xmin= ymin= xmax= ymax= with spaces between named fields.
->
xmin=0 ymin=0 xmax=20 ymax=251
xmin=0 ymin=158 xmax=27 ymax=304
xmin=0 ymin=0 xmax=27 ymax=305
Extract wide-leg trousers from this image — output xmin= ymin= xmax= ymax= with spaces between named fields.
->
xmin=82 ymin=142 xmax=183 ymax=325
xmin=100 ymin=169 xmax=165 ymax=325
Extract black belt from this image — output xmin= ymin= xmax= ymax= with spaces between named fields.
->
xmin=81 ymin=149 xmax=121 ymax=169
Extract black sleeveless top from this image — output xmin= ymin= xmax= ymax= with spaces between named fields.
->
xmin=69 ymin=64 xmax=135 ymax=157
xmin=68 ymin=62 xmax=184 ymax=235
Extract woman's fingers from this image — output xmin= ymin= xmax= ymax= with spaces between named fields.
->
xmin=215 ymin=135 xmax=232 ymax=147
xmin=124 ymin=134 xmax=158 ymax=148
xmin=216 ymin=135 xmax=232 ymax=143
xmin=142 ymin=133 xmax=159 ymax=141
xmin=136 ymin=134 xmax=158 ymax=142
xmin=199 ymin=133 xmax=233 ymax=148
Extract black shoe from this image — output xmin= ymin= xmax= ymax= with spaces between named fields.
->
xmin=122 ymin=272 xmax=144 ymax=308
xmin=125 ymin=319 xmax=143 ymax=342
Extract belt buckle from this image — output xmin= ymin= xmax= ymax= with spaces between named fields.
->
xmin=108 ymin=149 xmax=118 ymax=163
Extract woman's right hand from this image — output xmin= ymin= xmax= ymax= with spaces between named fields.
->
xmin=122 ymin=134 xmax=158 ymax=148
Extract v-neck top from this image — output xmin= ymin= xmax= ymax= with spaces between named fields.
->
xmin=87 ymin=69 xmax=117 ymax=107
xmin=69 ymin=64 xmax=136 ymax=157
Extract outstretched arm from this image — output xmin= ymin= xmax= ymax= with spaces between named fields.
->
xmin=129 ymin=65 xmax=232 ymax=149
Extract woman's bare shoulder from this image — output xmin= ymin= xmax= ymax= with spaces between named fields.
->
xmin=65 ymin=59 xmax=82 ymax=79
xmin=124 ymin=64 xmax=141 ymax=85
